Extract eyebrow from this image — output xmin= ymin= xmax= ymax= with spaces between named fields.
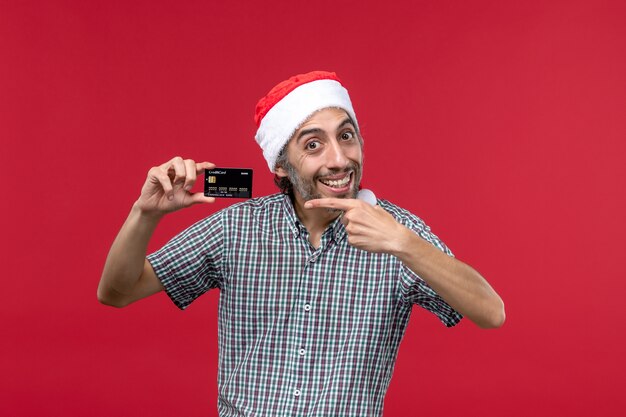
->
xmin=295 ymin=117 xmax=356 ymax=143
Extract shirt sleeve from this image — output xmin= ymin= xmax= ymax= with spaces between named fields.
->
xmin=147 ymin=211 xmax=224 ymax=310
xmin=395 ymin=209 xmax=463 ymax=327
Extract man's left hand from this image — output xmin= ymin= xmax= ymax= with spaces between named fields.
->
xmin=304 ymin=198 xmax=409 ymax=254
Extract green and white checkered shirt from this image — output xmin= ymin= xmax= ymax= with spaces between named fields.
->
xmin=148 ymin=193 xmax=461 ymax=416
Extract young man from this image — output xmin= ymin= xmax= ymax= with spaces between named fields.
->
xmin=98 ymin=71 xmax=504 ymax=416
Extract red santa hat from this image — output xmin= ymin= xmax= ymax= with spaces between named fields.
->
xmin=254 ymin=71 xmax=359 ymax=172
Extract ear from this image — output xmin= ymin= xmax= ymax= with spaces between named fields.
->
xmin=275 ymin=165 xmax=288 ymax=178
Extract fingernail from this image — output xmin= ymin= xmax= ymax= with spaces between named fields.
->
xmin=184 ymin=185 xmax=192 ymax=191
xmin=168 ymin=194 xmax=174 ymax=200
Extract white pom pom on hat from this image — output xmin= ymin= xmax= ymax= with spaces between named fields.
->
xmin=254 ymin=71 xmax=359 ymax=172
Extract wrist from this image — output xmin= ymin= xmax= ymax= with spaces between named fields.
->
xmin=389 ymin=226 xmax=433 ymax=266
xmin=132 ymin=200 xmax=165 ymax=224
xmin=388 ymin=225 xmax=417 ymax=258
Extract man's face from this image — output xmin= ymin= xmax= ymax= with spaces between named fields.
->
xmin=276 ymin=107 xmax=363 ymax=202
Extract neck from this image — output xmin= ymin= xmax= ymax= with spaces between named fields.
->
xmin=290 ymin=191 xmax=340 ymax=242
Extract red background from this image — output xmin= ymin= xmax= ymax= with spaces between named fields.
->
xmin=2 ymin=0 xmax=625 ymax=416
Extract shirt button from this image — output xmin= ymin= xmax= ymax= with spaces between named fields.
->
xmin=304 ymin=304 xmax=311 ymax=312
xmin=294 ymin=389 xmax=301 ymax=397
xmin=299 ymin=348 xmax=306 ymax=356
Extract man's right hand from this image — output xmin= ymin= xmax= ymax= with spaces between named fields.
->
xmin=98 ymin=157 xmax=216 ymax=307
xmin=135 ymin=157 xmax=216 ymax=217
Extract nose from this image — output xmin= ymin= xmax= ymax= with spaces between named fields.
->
xmin=325 ymin=138 xmax=349 ymax=169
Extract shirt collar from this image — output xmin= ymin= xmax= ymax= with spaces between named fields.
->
xmin=279 ymin=194 xmax=347 ymax=243
xmin=330 ymin=214 xmax=347 ymax=243
xmin=280 ymin=194 xmax=306 ymax=238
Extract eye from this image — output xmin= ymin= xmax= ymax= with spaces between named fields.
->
xmin=306 ymin=140 xmax=320 ymax=150
xmin=341 ymin=131 xmax=355 ymax=140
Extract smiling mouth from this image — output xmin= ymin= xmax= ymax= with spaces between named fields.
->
xmin=319 ymin=172 xmax=352 ymax=188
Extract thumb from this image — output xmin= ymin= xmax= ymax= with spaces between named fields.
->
xmin=188 ymin=192 xmax=216 ymax=206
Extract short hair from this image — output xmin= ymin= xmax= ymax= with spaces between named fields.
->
xmin=273 ymin=145 xmax=292 ymax=195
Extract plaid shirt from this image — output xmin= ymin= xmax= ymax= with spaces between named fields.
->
xmin=148 ymin=193 xmax=461 ymax=416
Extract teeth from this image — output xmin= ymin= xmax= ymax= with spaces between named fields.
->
xmin=321 ymin=174 xmax=350 ymax=188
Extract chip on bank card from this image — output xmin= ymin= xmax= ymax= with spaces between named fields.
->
xmin=204 ymin=168 xmax=253 ymax=198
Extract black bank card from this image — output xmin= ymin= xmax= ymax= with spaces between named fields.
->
xmin=204 ymin=168 xmax=253 ymax=198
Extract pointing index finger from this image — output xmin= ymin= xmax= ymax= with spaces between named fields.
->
xmin=304 ymin=198 xmax=360 ymax=210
